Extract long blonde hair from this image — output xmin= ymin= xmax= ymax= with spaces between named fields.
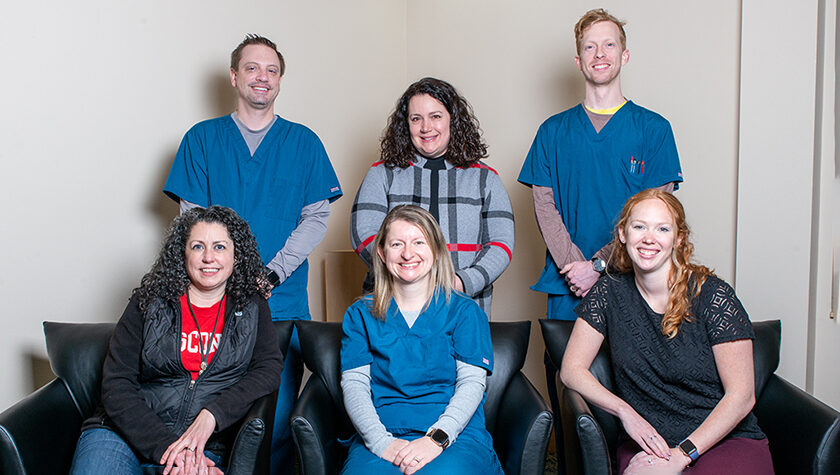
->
xmin=370 ymin=205 xmax=455 ymax=319
xmin=609 ymin=189 xmax=714 ymax=338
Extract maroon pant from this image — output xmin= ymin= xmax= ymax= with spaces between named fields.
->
xmin=617 ymin=437 xmax=774 ymax=474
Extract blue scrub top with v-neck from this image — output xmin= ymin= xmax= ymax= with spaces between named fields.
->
xmin=164 ymin=115 xmax=342 ymax=320
xmin=518 ymin=101 xmax=683 ymax=296
xmin=341 ymin=292 xmax=493 ymax=435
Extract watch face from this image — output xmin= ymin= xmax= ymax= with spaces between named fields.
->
xmin=429 ymin=429 xmax=449 ymax=447
xmin=592 ymin=259 xmax=606 ymax=273
xmin=679 ymin=439 xmax=698 ymax=460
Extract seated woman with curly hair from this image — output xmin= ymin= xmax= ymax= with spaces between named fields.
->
xmin=560 ymin=189 xmax=773 ymax=474
xmin=70 ymin=206 xmax=283 ymax=475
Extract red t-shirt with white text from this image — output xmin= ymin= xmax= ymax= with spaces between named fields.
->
xmin=179 ymin=294 xmax=226 ymax=380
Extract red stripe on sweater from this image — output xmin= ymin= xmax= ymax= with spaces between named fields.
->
xmin=354 ymin=234 xmax=376 ymax=254
xmin=460 ymin=163 xmax=499 ymax=175
xmin=447 ymin=242 xmax=512 ymax=260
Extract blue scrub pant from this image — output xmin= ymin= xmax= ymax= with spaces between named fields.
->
xmin=270 ymin=326 xmax=303 ymax=475
xmin=340 ymin=432 xmax=503 ymax=475
xmin=70 ymin=427 xmax=223 ymax=474
xmin=546 ymin=293 xmax=580 ymax=320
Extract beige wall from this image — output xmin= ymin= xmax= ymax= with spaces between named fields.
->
xmin=736 ymin=0 xmax=840 ymax=408
xmin=736 ymin=0 xmax=818 ymax=388
xmin=4 ymin=0 xmax=830 ymax=414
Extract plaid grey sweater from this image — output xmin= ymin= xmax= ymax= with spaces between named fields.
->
xmin=350 ymin=156 xmax=514 ymax=317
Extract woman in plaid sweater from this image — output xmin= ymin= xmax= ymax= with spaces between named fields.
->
xmin=350 ymin=77 xmax=514 ymax=317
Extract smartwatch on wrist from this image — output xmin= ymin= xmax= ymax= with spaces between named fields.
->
xmin=591 ymin=257 xmax=606 ymax=275
xmin=426 ymin=428 xmax=450 ymax=449
xmin=678 ymin=438 xmax=699 ymax=465
xmin=265 ymin=267 xmax=281 ymax=288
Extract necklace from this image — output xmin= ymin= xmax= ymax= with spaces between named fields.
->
xmin=185 ymin=292 xmax=224 ymax=376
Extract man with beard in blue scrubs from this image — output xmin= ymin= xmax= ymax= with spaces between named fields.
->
xmin=517 ymin=8 xmax=683 ymax=436
xmin=163 ymin=35 xmax=342 ymax=475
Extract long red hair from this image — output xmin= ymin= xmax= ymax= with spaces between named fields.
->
xmin=609 ymin=189 xmax=714 ymax=338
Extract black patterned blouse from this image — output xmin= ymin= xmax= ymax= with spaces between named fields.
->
xmin=575 ymin=272 xmax=766 ymax=446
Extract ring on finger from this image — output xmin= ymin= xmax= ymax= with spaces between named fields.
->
xmin=186 ymin=447 xmax=196 ymax=452
xmin=648 ymin=458 xmax=653 ymax=465
xmin=414 ymin=456 xmax=422 ymax=462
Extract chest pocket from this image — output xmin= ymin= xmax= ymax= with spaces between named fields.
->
xmin=418 ymin=332 xmax=456 ymax=387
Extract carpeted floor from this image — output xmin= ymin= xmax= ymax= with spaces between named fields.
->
xmin=544 ymin=449 xmax=558 ymax=474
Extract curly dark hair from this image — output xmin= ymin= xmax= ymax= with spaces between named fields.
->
xmin=379 ymin=77 xmax=488 ymax=168
xmin=133 ymin=206 xmax=271 ymax=312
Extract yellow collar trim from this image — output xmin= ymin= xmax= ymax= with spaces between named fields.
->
xmin=584 ymin=100 xmax=628 ymax=115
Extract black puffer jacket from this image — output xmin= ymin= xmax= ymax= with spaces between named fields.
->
xmin=82 ymin=293 xmax=283 ymax=463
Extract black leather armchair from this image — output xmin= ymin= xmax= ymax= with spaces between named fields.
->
xmin=290 ymin=320 xmax=553 ymax=475
xmin=540 ymin=319 xmax=840 ymax=475
xmin=0 ymin=320 xmax=294 ymax=475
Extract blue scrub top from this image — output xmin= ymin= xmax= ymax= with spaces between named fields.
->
xmin=164 ymin=115 xmax=342 ymax=320
xmin=518 ymin=101 xmax=683 ymax=295
xmin=341 ymin=292 xmax=493 ymax=435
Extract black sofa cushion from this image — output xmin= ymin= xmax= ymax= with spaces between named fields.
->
xmin=43 ymin=321 xmax=116 ymax=418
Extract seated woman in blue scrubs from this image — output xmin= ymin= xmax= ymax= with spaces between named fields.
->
xmin=340 ymin=205 xmax=503 ymax=474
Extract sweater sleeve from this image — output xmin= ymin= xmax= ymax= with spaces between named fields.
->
xmin=100 ymin=296 xmax=180 ymax=462
xmin=350 ymin=165 xmax=390 ymax=269
xmin=454 ymin=171 xmax=515 ymax=298
xmin=203 ymin=297 xmax=284 ymax=430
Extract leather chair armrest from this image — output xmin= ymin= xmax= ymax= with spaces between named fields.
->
xmin=561 ymin=387 xmax=611 ymax=475
xmin=754 ymin=375 xmax=840 ymax=475
xmin=0 ymin=379 xmax=82 ymax=475
xmin=226 ymin=390 xmax=277 ymax=475
xmin=291 ymin=376 xmax=347 ymax=475
xmin=494 ymin=372 xmax=553 ymax=475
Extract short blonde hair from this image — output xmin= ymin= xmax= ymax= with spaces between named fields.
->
xmin=574 ymin=8 xmax=627 ymax=55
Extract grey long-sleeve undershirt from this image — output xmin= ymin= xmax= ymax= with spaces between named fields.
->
xmin=179 ymin=198 xmax=330 ymax=284
xmin=341 ymin=360 xmax=486 ymax=457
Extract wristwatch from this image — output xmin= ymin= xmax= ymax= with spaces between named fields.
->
xmin=265 ymin=267 xmax=281 ymax=288
xmin=591 ymin=257 xmax=606 ymax=274
xmin=678 ymin=438 xmax=699 ymax=465
xmin=426 ymin=428 xmax=450 ymax=449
